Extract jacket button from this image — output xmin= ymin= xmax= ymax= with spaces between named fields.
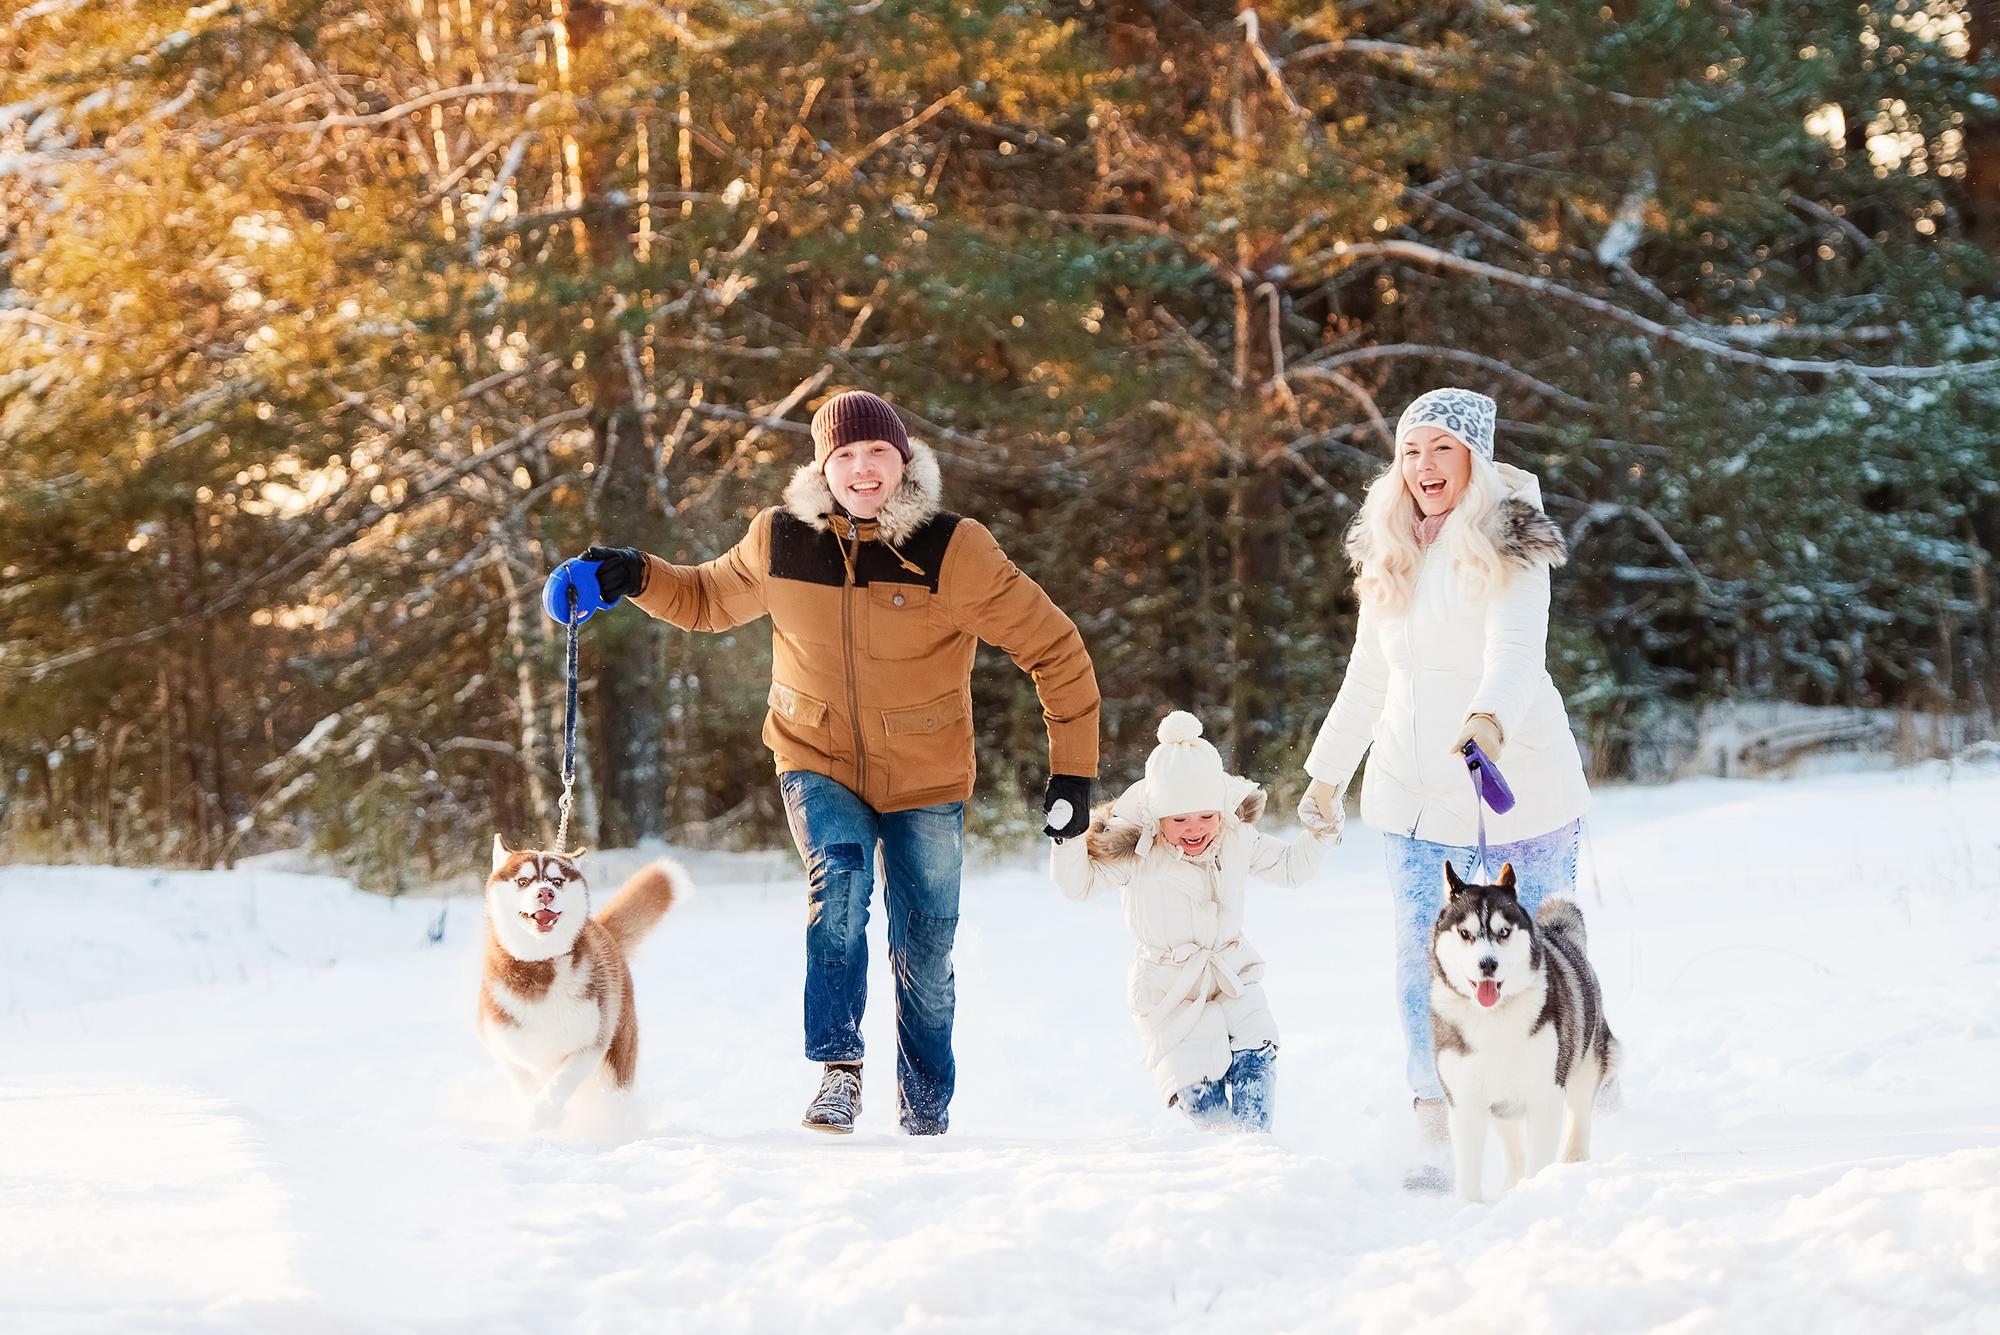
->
xmin=893 ymin=593 xmax=905 ymax=606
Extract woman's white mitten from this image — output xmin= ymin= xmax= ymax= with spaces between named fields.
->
xmin=1298 ymin=784 xmax=1345 ymax=838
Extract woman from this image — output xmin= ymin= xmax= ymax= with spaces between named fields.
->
xmin=1298 ymin=387 xmax=1589 ymax=1190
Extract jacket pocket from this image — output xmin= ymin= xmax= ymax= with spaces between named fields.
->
xmin=765 ymin=681 xmax=832 ymax=764
xmin=770 ymin=681 xmax=829 ymax=728
xmin=867 ymin=582 xmax=935 ymax=660
xmin=879 ymin=689 xmax=972 ymax=803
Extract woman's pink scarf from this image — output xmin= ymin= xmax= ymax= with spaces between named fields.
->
xmin=1414 ymin=510 xmax=1451 ymax=546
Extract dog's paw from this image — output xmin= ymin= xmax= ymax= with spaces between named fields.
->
xmin=1401 ymin=1163 xmax=1452 ymax=1195
xmin=527 ymin=1097 xmax=565 ymax=1132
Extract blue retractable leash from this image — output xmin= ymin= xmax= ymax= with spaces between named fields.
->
xmin=555 ymin=587 xmax=581 ymax=852
xmin=1460 ymin=738 xmax=1516 ymax=880
xmin=430 ymin=587 xmax=581 ymax=946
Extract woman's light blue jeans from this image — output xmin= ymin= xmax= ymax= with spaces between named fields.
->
xmin=1383 ymin=819 xmax=1581 ymax=1102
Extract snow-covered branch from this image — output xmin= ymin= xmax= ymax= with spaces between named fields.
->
xmin=1306 ymin=240 xmax=1994 ymax=380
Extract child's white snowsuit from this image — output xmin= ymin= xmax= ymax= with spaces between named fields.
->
xmin=1051 ymin=777 xmax=1339 ymax=1100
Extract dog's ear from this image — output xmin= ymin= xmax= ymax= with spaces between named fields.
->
xmin=1443 ymin=860 xmax=1463 ymax=893
xmin=1496 ymin=862 xmax=1518 ymax=895
xmin=491 ymin=833 xmax=512 ymax=874
xmin=560 ymin=845 xmax=589 ymax=865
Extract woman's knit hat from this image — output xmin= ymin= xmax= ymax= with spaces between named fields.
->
xmin=1144 ymin=711 xmax=1229 ymax=819
xmin=811 ymin=390 xmax=911 ymax=467
xmin=1395 ymin=387 xmax=1497 ymax=461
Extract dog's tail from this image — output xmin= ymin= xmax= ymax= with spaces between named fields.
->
xmin=1534 ymin=896 xmax=1588 ymax=952
xmin=595 ymin=857 xmax=687 ymax=951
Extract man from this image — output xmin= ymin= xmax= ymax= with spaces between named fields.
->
xmin=543 ymin=389 xmax=1098 ymax=1135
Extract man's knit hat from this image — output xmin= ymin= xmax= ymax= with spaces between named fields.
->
xmin=811 ymin=390 xmax=911 ymax=467
xmin=1144 ymin=711 xmax=1229 ymax=819
xmin=1395 ymin=387 xmax=1497 ymax=461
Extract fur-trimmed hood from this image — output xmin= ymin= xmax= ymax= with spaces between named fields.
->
xmin=781 ymin=439 xmax=944 ymax=547
xmin=1084 ymin=776 xmax=1268 ymax=863
xmin=1347 ymin=461 xmax=1567 ymax=572
xmin=1489 ymin=462 xmax=1567 ymax=569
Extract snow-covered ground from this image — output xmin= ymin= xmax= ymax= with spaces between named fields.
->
xmin=5 ymin=766 xmax=1998 ymax=1333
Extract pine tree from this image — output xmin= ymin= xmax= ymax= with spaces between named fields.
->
xmin=3 ymin=1 xmax=1993 ymax=870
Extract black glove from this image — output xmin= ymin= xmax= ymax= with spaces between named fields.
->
xmin=579 ymin=545 xmax=648 ymax=602
xmin=1043 ymin=774 xmax=1091 ymax=840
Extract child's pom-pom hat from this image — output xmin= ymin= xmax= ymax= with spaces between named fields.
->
xmin=1145 ymin=710 xmax=1229 ymax=819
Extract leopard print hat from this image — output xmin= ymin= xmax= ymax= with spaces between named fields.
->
xmin=1394 ymin=387 xmax=1497 ymax=461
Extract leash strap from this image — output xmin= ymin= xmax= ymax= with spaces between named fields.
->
xmin=554 ymin=587 xmax=580 ymax=852
xmin=1466 ymin=749 xmax=1490 ymax=880
xmin=1473 ymin=781 xmax=1490 ymax=880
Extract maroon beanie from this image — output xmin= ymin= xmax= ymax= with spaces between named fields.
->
xmin=810 ymin=391 xmax=911 ymax=467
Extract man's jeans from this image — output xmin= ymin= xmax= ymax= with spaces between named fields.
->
xmin=779 ymin=770 xmax=965 ymax=1134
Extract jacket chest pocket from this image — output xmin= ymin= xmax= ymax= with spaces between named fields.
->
xmin=867 ymin=582 xmax=935 ymax=660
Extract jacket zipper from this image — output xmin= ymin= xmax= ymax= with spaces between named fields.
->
xmin=840 ymin=531 xmax=866 ymax=799
xmin=1405 ymin=546 xmax=1428 ymax=839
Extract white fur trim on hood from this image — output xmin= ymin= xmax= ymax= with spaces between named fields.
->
xmin=1104 ymin=773 xmax=1266 ymax=860
xmin=782 ymin=439 xmax=943 ymax=547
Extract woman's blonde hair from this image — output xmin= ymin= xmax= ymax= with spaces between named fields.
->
xmin=1348 ymin=443 xmax=1507 ymax=615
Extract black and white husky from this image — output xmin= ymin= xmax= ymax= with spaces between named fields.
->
xmin=1429 ymin=861 xmax=1619 ymax=1203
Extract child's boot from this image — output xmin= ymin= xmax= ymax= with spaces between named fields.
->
xmin=1170 ymin=1078 xmax=1230 ymax=1130
xmin=1224 ymin=1043 xmax=1277 ymax=1132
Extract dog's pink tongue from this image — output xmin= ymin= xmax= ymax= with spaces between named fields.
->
xmin=533 ymin=909 xmax=559 ymax=932
xmin=1476 ymin=980 xmax=1501 ymax=1008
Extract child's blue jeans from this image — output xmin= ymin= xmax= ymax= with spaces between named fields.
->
xmin=1174 ymin=1043 xmax=1278 ymax=1132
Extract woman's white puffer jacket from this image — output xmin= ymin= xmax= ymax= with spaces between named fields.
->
xmin=1305 ymin=464 xmax=1590 ymax=845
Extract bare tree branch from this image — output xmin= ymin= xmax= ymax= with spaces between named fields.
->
xmin=1305 ymin=239 xmax=1995 ymax=380
xmin=261 ymin=83 xmax=542 ymax=135
xmin=805 ymin=88 xmax=967 ymax=194
xmin=15 ymin=408 xmax=590 ymax=682
xmin=1290 ymin=341 xmax=1603 ymax=414
xmin=1570 ymin=501 xmax=1715 ymax=599
xmin=469 ymin=131 xmax=533 ymax=259
xmin=1787 ymin=192 xmax=1874 ymax=252
xmin=1290 ymin=366 xmax=1394 ymax=447
xmin=1237 ymin=10 xmax=1308 ymax=119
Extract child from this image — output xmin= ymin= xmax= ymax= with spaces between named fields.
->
xmin=1052 ymin=711 xmax=1343 ymax=1131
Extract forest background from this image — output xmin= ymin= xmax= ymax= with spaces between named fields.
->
xmin=3 ymin=0 xmax=1996 ymax=885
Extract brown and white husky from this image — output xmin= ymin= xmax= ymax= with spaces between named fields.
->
xmin=479 ymin=836 xmax=685 ymax=1128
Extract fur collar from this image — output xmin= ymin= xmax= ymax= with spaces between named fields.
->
xmin=1495 ymin=495 xmax=1567 ymax=569
xmin=1346 ymin=491 xmax=1568 ymax=572
xmin=1083 ymin=783 xmax=1267 ymax=864
xmin=781 ymin=440 xmax=944 ymax=547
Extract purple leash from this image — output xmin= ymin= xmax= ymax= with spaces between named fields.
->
xmin=1461 ymin=739 xmax=1516 ymax=880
